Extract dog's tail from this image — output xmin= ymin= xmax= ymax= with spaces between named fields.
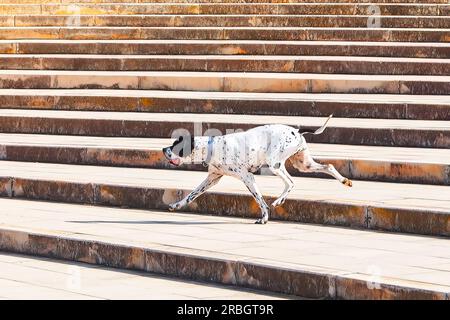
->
xmin=299 ymin=114 xmax=333 ymax=136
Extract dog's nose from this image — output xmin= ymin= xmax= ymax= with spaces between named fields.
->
xmin=162 ymin=147 xmax=168 ymax=153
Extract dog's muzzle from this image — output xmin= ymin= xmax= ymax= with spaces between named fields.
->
xmin=162 ymin=147 xmax=181 ymax=166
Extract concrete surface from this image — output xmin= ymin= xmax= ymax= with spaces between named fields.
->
xmin=0 ymin=160 xmax=448 ymax=236
xmin=0 ymin=252 xmax=293 ymax=300
xmin=0 ymin=198 xmax=449 ymax=299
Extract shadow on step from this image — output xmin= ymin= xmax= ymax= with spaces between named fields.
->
xmin=67 ymin=220 xmax=238 ymax=225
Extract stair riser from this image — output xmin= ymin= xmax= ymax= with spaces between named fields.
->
xmin=1 ymin=145 xmax=448 ymax=185
xmin=3 ymin=42 xmax=448 ymax=58
xmin=0 ymin=117 xmax=448 ymax=148
xmin=0 ymin=228 xmax=445 ymax=299
xmin=1 ymin=94 xmax=448 ymax=120
xmin=0 ymin=178 xmax=448 ymax=237
xmin=1 ymin=4 xmax=448 ymax=16
xmin=1 ymin=56 xmax=449 ymax=76
xmin=0 ymin=74 xmax=448 ymax=95
xmin=3 ymin=0 xmax=450 ymax=4
xmin=5 ymin=15 xmax=449 ymax=29
xmin=1 ymin=28 xmax=448 ymax=42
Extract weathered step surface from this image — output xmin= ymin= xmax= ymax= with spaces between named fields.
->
xmin=0 ymin=252 xmax=292 ymax=299
xmin=0 ymin=110 xmax=448 ymax=148
xmin=1 ymin=70 xmax=449 ymax=95
xmin=1 ymin=89 xmax=449 ymax=120
xmin=2 ymin=0 xmax=449 ymax=4
xmin=1 ymin=27 xmax=448 ymax=43
xmin=0 ymin=89 xmax=448 ymax=120
xmin=1 ymin=54 xmax=449 ymax=76
xmin=0 ymin=198 xmax=449 ymax=299
xmin=0 ymin=161 xmax=449 ymax=236
xmin=2 ymin=40 xmax=448 ymax=58
xmin=0 ymin=134 xmax=448 ymax=185
xmin=1 ymin=3 xmax=448 ymax=16
xmin=4 ymin=14 xmax=449 ymax=29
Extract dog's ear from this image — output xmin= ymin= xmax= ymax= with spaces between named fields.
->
xmin=172 ymin=135 xmax=194 ymax=157
xmin=171 ymin=136 xmax=183 ymax=147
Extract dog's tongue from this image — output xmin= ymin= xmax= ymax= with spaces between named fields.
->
xmin=169 ymin=159 xmax=180 ymax=166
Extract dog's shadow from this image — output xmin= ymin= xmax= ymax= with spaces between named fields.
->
xmin=67 ymin=220 xmax=237 ymax=225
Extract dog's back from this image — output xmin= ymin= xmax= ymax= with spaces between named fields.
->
xmin=210 ymin=124 xmax=305 ymax=170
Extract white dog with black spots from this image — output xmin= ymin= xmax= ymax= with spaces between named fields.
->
xmin=162 ymin=115 xmax=352 ymax=224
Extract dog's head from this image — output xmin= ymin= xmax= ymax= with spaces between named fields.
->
xmin=162 ymin=135 xmax=195 ymax=166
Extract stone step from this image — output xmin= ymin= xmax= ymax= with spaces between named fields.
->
xmin=0 ymin=161 xmax=448 ymax=237
xmin=0 ymin=70 xmax=449 ymax=95
xmin=1 ymin=54 xmax=449 ymax=76
xmin=0 ymin=109 xmax=448 ymax=148
xmin=1 ymin=134 xmax=448 ymax=185
xmin=1 ymin=3 xmax=448 ymax=16
xmin=0 ymin=198 xmax=449 ymax=299
xmin=1 ymin=27 xmax=448 ymax=42
xmin=3 ymin=0 xmax=449 ymax=4
xmin=1 ymin=89 xmax=448 ymax=120
xmin=0 ymin=252 xmax=291 ymax=300
xmin=4 ymin=14 xmax=449 ymax=29
xmin=1 ymin=40 xmax=449 ymax=58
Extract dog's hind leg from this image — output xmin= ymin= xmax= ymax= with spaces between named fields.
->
xmin=237 ymin=171 xmax=270 ymax=224
xmin=268 ymin=163 xmax=294 ymax=207
xmin=291 ymin=149 xmax=352 ymax=187
xmin=168 ymin=172 xmax=223 ymax=211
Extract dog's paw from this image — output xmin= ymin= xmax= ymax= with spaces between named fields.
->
xmin=254 ymin=217 xmax=268 ymax=225
xmin=168 ymin=202 xmax=181 ymax=212
xmin=343 ymin=178 xmax=353 ymax=187
xmin=271 ymin=198 xmax=285 ymax=207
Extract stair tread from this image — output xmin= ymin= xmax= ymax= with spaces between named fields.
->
xmin=1 ymin=69 xmax=449 ymax=80
xmin=2 ymin=39 xmax=449 ymax=46
xmin=1 ymin=133 xmax=449 ymax=165
xmin=1 ymin=109 xmax=448 ymax=130
xmin=1 ymin=160 xmax=449 ymax=213
xmin=1 ymin=88 xmax=449 ymax=105
xmin=0 ymin=251 xmax=289 ymax=300
xmin=0 ymin=197 xmax=449 ymax=295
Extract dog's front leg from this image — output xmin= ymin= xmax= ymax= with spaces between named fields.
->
xmin=168 ymin=172 xmax=223 ymax=211
xmin=237 ymin=171 xmax=270 ymax=224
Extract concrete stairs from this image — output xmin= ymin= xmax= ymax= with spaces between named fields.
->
xmin=0 ymin=0 xmax=448 ymax=299
xmin=1 ymin=198 xmax=449 ymax=299
xmin=1 ymin=133 xmax=449 ymax=185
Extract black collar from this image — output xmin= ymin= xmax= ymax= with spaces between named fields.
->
xmin=202 ymin=136 xmax=214 ymax=167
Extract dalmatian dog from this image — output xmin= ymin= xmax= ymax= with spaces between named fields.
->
xmin=162 ymin=115 xmax=352 ymax=224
